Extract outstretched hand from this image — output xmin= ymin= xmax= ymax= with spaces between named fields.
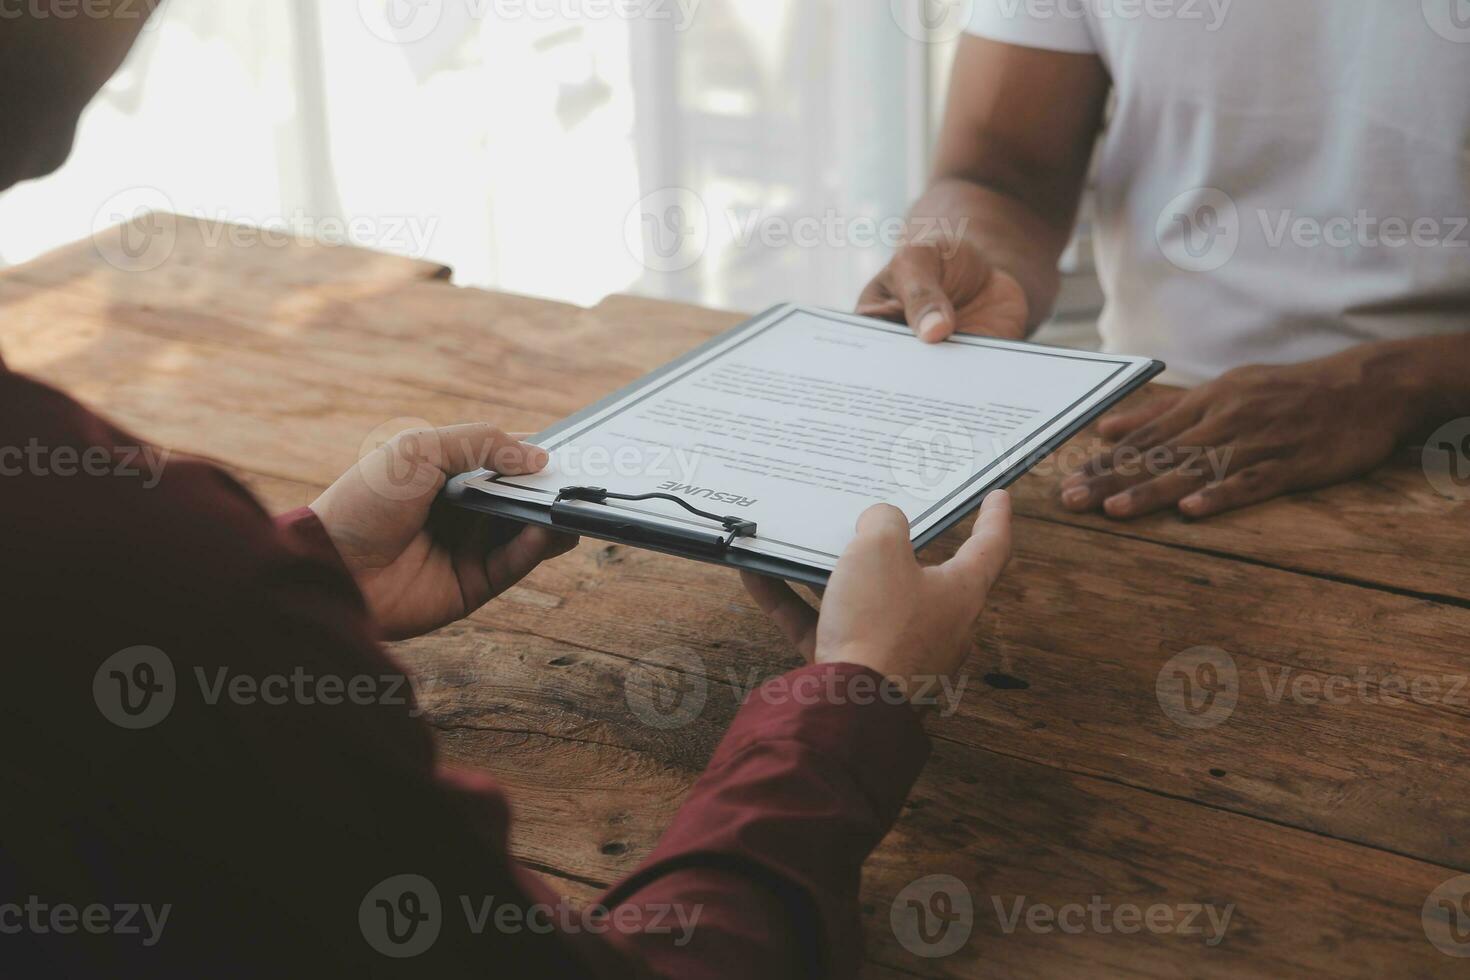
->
xmin=858 ymin=239 xmax=1029 ymax=343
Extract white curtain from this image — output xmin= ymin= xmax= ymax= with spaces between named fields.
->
xmin=0 ymin=0 xmax=956 ymax=313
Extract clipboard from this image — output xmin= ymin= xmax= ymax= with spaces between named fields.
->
xmin=444 ymin=306 xmax=1165 ymax=588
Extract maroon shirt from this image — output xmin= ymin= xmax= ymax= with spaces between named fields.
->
xmin=0 ymin=357 xmax=930 ymax=978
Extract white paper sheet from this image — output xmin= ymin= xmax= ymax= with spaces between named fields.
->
xmin=466 ymin=305 xmax=1156 ymax=570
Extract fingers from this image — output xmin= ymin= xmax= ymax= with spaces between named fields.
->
xmin=444 ymin=424 xmax=550 ymax=477
xmin=483 ymin=524 xmax=579 ymax=597
xmin=1099 ymin=468 xmax=1213 ymax=519
xmin=855 ymin=298 xmax=906 ymax=322
xmin=1062 ymin=432 xmax=1281 ymax=520
xmin=544 ymin=529 xmax=581 ymax=558
xmin=1179 ymin=463 xmax=1287 ymax=518
xmin=741 ymin=571 xmax=819 ymax=662
xmin=941 ymin=489 xmax=1013 ymax=606
xmin=1096 ymin=398 xmax=1201 ymax=465
xmin=859 ymin=244 xmax=1028 ymax=341
xmin=1061 ymin=405 xmax=1205 ymax=511
xmin=1069 ymin=417 xmax=1227 ymax=513
xmin=1097 ymin=392 xmax=1185 ymax=440
xmin=856 ymin=277 xmax=903 ymax=321
xmin=889 ymin=247 xmax=958 ymax=343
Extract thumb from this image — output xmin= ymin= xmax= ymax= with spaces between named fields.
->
xmin=362 ymin=424 xmax=549 ymax=511
xmin=891 ymin=247 xmax=958 ymax=343
xmin=416 ymin=423 xmax=551 ymax=479
xmin=941 ymin=489 xmax=1013 ymax=613
xmin=849 ymin=503 xmax=915 ymax=563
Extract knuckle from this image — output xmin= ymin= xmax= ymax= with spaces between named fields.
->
xmin=900 ymin=275 xmax=941 ymax=300
xmin=391 ymin=428 xmax=435 ymax=458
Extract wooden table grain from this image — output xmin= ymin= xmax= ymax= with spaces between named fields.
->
xmin=5 ymin=214 xmax=1470 ymax=978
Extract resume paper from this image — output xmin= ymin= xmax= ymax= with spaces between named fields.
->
xmin=464 ymin=305 xmax=1158 ymax=571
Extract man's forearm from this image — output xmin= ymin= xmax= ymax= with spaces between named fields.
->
xmin=908 ymin=176 xmax=1078 ymax=330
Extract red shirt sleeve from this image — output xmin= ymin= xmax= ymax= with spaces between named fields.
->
xmin=1 ymin=366 xmax=929 ymax=979
xmin=594 ymin=662 xmax=930 ymax=978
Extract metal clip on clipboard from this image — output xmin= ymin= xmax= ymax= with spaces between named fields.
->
xmin=550 ymin=487 xmax=758 ymax=556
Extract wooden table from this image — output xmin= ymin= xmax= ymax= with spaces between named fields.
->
xmin=5 ymin=215 xmax=1470 ymax=977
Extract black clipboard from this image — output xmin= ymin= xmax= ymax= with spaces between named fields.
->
xmin=444 ymin=306 xmax=1165 ymax=588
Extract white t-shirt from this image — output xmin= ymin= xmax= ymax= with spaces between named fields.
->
xmin=968 ymin=0 xmax=1470 ymax=386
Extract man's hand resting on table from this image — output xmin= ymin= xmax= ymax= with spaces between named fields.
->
xmin=743 ymin=490 xmax=1013 ymax=704
xmin=1058 ymin=344 xmax=1442 ymax=520
xmin=310 ymin=423 xmax=579 ymax=640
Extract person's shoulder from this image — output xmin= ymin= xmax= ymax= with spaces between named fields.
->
xmin=1 ymin=368 xmax=290 ymax=603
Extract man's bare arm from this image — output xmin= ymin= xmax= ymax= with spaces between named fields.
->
xmin=860 ymin=35 xmax=1111 ymax=340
